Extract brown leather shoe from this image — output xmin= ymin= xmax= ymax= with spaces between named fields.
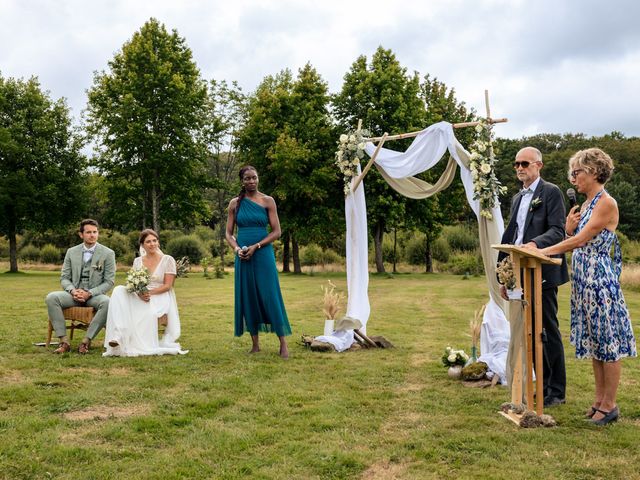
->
xmin=53 ymin=342 xmax=71 ymax=354
xmin=78 ymin=342 xmax=90 ymax=355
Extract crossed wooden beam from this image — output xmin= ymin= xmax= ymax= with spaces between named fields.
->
xmin=350 ymin=90 xmax=508 ymax=193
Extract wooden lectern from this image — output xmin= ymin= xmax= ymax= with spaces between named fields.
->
xmin=492 ymin=244 xmax=562 ymax=423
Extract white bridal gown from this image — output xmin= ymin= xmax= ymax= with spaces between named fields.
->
xmin=103 ymin=255 xmax=187 ymax=357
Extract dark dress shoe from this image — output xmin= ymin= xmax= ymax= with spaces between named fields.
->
xmin=544 ymin=396 xmax=566 ymax=407
xmin=592 ymin=406 xmax=619 ymax=426
xmin=53 ymin=342 xmax=71 ymax=354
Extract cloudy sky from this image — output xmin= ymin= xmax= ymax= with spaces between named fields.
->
xmin=2 ymin=0 xmax=639 ymax=139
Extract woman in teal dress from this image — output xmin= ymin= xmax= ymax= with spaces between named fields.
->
xmin=531 ymin=148 xmax=636 ymax=425
xmin=225 ymin=165 xmax=291 ymax=358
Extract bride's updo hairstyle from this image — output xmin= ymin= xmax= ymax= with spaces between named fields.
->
xmin=138 ymin=228 xmax=160 ymax=247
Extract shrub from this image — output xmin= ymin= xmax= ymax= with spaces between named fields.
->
xmin=431 ymin=237 xmax=451 ymax=263
xmin=101 ymin=231 xmax=131 ymax=260
xmin=382 ymin=235 xmax=402 ymax=264
xmin=158 ymin=229 xmax=184 ymax=248
xmin=443 ymin=250 xmax=484 ymax=275
xmin=301 ymin=244 xmax=324 ymax=266
xmin=321 ymin=248 xmax=342 ymax=265
xmin=40 ymin=244 xmax=62 ymax=264
xmin=193 ymin=225 xmax=216 ymax=244
xmin=301 ymin=244 xmax=343 ymax=266
xmin=441 ymin=225 xmax=478 ymax=252
xmin=405 ymin=234 xmax=425 ymax=266
xmin=619 ymin=233 xmax=640 ymax=263
xmin=120 ymin=252 xmax=135 ymax=267
xmin=165 ymin=235 xmax=207 ymax=264
xmin=18 ymin=244 xmax=41 ymax=262
xmin=0 ymin=236 xmax=8 ymax=258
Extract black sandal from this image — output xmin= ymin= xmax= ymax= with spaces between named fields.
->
xmin=585 ymin=406 xmax=598 ymax=418
xmin=591 ymin=406 xmax=619 ymax=426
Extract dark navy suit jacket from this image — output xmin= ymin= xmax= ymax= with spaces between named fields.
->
xmin=498 ymin=178 xmax=569 ymax=289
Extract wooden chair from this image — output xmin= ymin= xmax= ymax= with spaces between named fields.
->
xmin=158 ymin=314 xmax=168 ymax=331
xmin=46 ymin=306 xmax=95 ymax=346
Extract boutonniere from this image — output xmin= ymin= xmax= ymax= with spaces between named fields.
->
xmin=92 ymin=261 xmax=104 ymax=272
xmin=529 ymin=197 xmax=542 ymax=212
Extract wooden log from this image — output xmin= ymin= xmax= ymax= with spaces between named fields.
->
xmin=354 ymin=329 xmax=378 ymax=348
xmin=369 ymin=335 xmax=394 ymax=348
xmin=366 ymin=118 xmax=507 ymax=142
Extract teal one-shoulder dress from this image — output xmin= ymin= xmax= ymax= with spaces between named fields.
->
xmin=234 ymin=197 xmax=291 ymax=337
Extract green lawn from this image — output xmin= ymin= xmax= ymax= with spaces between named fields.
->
xmin=1 ymin=270 xmax=638 ymax=480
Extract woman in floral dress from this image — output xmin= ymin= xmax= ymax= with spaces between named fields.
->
xmin=530 ymin=148 xmax=635 ymax=425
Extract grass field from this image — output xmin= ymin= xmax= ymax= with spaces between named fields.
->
xmin=0 ymin=270 xmax=638 ymax=480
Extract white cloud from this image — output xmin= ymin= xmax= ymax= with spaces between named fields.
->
xmin=1 ymin=0 xmax=638 ymax=137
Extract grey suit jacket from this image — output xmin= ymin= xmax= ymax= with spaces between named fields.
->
xmin=498 ymin=178 xmax=569 ymax=289
xmin=60 ymin=243 xmax=116 ymax=297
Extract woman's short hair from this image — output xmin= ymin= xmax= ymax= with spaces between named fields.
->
xmin=568 ymin=148 xmax=614 ymax=184
xmin=138 ymin=229 xmax=160 ymax=246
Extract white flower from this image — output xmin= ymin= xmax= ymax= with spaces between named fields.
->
xmin=358 ymin=142 xmax=365 ymax=150
xmin=448 ymin=354 xmax=457 ymax=362
xmin=480 ymin=163 xmax=492 ymax=174
xmin=477 ymin=143 xmax=487 ymax=153
xmin=340 ymin=134 xmax=348 ymax=143
xmin=475 ymin=124 xmax=483 ymax=133
xmin=349 ymin=135 xmax=355 ymax=142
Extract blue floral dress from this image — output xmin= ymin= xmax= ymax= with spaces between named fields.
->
xmin=570 ymin=191 xmax=636 ymax=361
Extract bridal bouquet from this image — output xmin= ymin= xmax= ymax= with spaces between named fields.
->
xmin=125 ymin=267 xmax=150 ymax=294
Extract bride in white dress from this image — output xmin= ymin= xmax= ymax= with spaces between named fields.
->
xmin=103 ymin=229 xmax=187 ymax=357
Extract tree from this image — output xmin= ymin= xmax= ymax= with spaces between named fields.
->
xmin=202 ymin=79 xmax=247 ymax=264
xmin=86 ymin=18 xmax=210 ymax=231
xmin=333 ymin=47 xmax=425 ymax=272
xmin=0 ymin=75 xmax=85 ymax=272
xmin=404 ymin=74 xmax=476 ymax=272
xmin=236 ymin=65 xmax=339 ymax=273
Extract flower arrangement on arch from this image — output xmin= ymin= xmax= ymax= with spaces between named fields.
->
xmin=469 ymin=120 xmax=507 ymax=220
xmin=442 ymin=346 xmax=469 ymax=367
xmin=335 ymin=128 xmax=370 ymax=196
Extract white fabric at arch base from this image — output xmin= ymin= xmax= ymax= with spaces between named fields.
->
xmin=332 ymin=121 xmax=510 ymax=382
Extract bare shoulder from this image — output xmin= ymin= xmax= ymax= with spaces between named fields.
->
xmin=261 ymin=194 xmax=277 ymax=207
xmin=600 ymin=193 xmax=618 ymax=211
xmin=228 ymin=197 xmax=239 ymax=210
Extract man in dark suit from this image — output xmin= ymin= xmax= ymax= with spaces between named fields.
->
xmin=498 ymin=147 xmax=569 ymax=407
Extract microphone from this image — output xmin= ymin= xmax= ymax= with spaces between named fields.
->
xmin=567 ymin=188 xmax=577 ymax=209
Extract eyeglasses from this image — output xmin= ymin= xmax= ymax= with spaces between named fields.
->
xmin=570 ymin=169 xmax=585 ymax=178
xmin=513 ymin=160 xmax=540 ymax=169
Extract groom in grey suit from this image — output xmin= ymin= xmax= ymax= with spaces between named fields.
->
xmin=45 ymin=219 xmax=116 ymax=354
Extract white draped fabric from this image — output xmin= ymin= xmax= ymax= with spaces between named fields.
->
xmin=103 ymin=255 xmax=187 ymax=357
xmin=338 ymin=121 xmax=509 ymax=382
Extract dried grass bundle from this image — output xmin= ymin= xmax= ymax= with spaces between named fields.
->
xmin=321 ymin=280 xmax=344 ymax=320
xmin=470 ymin=304 xmax=485 ymax=350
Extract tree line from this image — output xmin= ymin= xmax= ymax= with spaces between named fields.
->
xmin=2 ymin=18 xmax=640 ymax=274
